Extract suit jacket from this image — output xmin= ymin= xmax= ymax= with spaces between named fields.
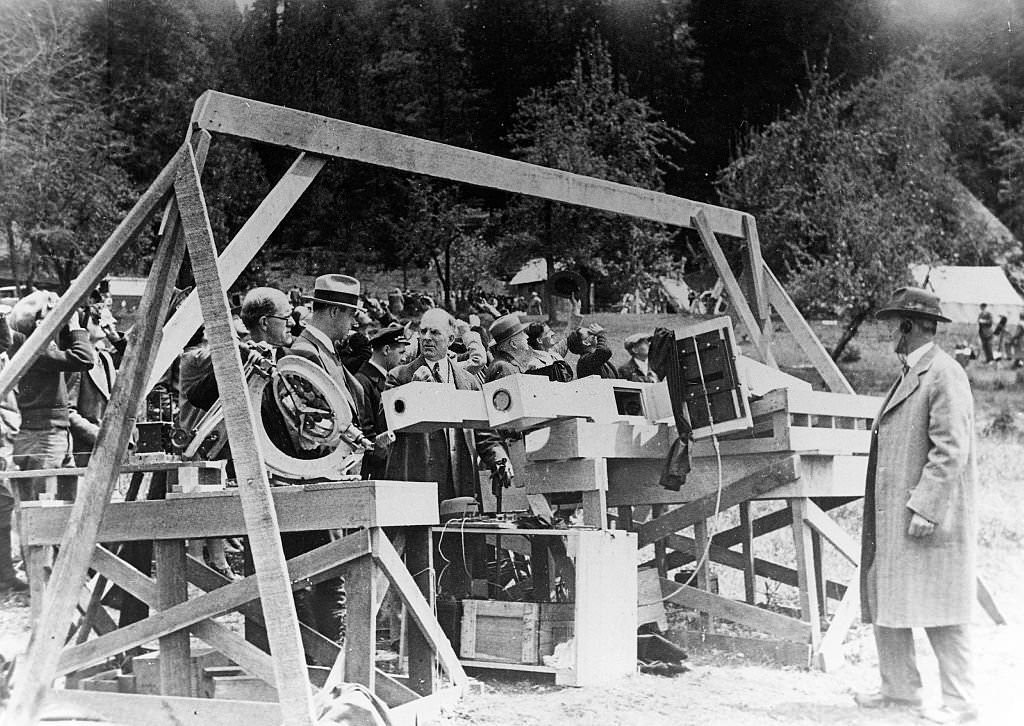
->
xmin=355 ymin=359 xmax=387 ymax=479
xmin=575 ymin=332 xmax=618 ymax=380
xmin=289 ymin=329 xmax=372 ymax=435
xmin=67 ymin=348 xmax=115 ymax=454
xmin=860 ymin=345 xmax=977 ymax=627
xmin=383 ymin=355 xmax=507 ymax=502
xmin=617 ymin=357 xmax=658 ymax=383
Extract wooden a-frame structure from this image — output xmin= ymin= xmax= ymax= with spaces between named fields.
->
xmin=0 ymin=91 xmax=867 ymax=725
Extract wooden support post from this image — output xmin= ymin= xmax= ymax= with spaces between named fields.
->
xmin=652 ymin=504 xmax=667 ymax=579
xmin=763 ymin=265 xmax=855 ymax=395
xmin=1 ymin=192 xmax=188 ymax=726
xmin=400 ymin=527 xmax=434 ymax=697
xmin=154 ymin=541 xmax=190 ymax=696
xmin=73 ymin=575 xmax=109 ymax=645
xmin=693 ymin=518 xmax=712 ymax=631
xmin=976 ymin=576 xmax=1007 ymax=625
xmin=26 ymin=546 xmax=50 ymax=623
xmin=692 ymin=210 xmax=766 ymax=360
xmin=343 ymin=554 xmax=376 ymax=689
xmin=739 ymin=501 xmax=756 ymax=604
xmin=789 ymin=499 xmax=822 ymax=650
xmin=816 ymin=579 xmax=860 ymax=672
xmin=616 ymin=506 xmax=633 ymax=532
xmin=811 ymin=530 xmax=827 ymax=618
xmin=742 ymin=215 xmax=777 ymax=367
xmin=173 ymin=145 xmax=316 ymax=726
xmin=147 ymin=152 xmax=327 ymax=392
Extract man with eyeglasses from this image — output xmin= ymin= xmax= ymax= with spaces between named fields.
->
xmin=240 ymin=287 xmax=293 ymax=349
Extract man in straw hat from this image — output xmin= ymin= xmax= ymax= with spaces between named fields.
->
xmin=855 ymin=287 xmax=978 ymax=724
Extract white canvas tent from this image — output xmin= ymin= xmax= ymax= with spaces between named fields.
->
xmin=910 ymin=264 xmax=1024 ymax=324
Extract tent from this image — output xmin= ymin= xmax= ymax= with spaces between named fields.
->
xmin=910 ymin=265 xmax=1024 ymax=324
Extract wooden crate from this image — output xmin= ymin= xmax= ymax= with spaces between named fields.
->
xmin=537 ymin=603 xmax=575 ymax=661
xmin=459 ymin=600 xmax=539 ymax=665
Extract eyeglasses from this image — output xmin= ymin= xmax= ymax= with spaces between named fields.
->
xmin=263 ymin=314 xmax=292 ymax=322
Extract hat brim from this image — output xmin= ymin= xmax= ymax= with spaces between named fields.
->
xmin=875 ymin=306 xmax=951 ymax=323
xmin=302 ymin=294 xmax=366 ymax=314
xmin=492 ymin=321 xmax=528 ymax=345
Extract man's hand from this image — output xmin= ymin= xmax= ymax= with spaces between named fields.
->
xmin=908 ymin=512 xmax=936 ymax=538
xmin=587 ymin=323 xmax=604 ymax=335
xmin=67 ymin=310 xmax=84 ymax=332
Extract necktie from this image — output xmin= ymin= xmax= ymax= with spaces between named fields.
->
xmin=431 ymin=362 xmax=443 ymax=383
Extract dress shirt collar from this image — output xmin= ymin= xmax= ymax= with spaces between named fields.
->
xmin=304 ymin=323 xmax=335 ymax=352
xmin=905 ymin=341 xmax=934 ymax=370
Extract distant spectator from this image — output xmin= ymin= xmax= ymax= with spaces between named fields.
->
xmin=977 ymin=303 xmax=994 ymax=363
xmin=1006 ymin=312 xmax=1024 ymax=367
xmin=527 ymin=291 xmax=543 ymax=315
xmin=567 ymin=323 xmax=617 ymax=379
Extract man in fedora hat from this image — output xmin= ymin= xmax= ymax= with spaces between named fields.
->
xmin=485 ymin=313 xmax=539 ymax=381
xmin=618 ymin=332 xmax=659 ymax=383
xmin=284 ymin=274 xmax=373 ymax=640
xmin=855 ymin=287 xmax=978 ymax=724
xmin=355 ymin=324 xmax=408 ymax=480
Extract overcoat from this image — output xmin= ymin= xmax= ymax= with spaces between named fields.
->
xmin=383 ymin=355 xmax=506 ymax=502
xmin=860 ymin=345 xmax=977 ymax=627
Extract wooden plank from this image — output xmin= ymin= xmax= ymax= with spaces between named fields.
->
xmin=154 ymin=541 xmax=190 ymax=696
xmin=976 ymin=576 xmax=1007 ymax=625
xmin=3 ymin=196 xmax=188 ymax=726
xmin=524 ymin=458 xmax=607 ymax=494
xmin=764 ymin=265 xmax=855 ymax=394
xmin=192 ymin=91 xmax=748 ymax=238
xmin=816 ymin=578 xmax=860 ymax=672
xmin=665 ymin=629 xmax=811 ymax=668
xmin=190 ymin=619 xmax=278 ymax=687
xmin=693 ymin=518 xmax=712 ymax=630
xmin=42 ymin=689 xmax=282 ymax=726
xmin=637 ymin=456 xmax=800 ymax=547
xmin=343 ymin=554 xmax=376 ymax=689
xmin=693 ymin=210 xmax=766 ymax=358
xmin=147 ymin=152 xmax=326 ymax=392
xmin=21 ymin=481 xmax=438 ymax=545
xmin=802 ymin=499 xmax=860 ymax=565
xmin=659 ymin=578 xmax=812 ymax=643
xmin=73 ymin=575 xmax=109 ymax=645
xmin=90 ymin=546 xmax=157 ymax=605
xmin=742 ymin=215 xmax=776 ymax=366
xmin=371 ymin=529 xmax=467 ymax=689
xmin=568 ymin=530 xmax=637 ymax=686
xmin=0 ymin=144 xmax=185 ymax=402
xmin=0 ymin=460 xmax=226 ymax=480
xmin=789 ymin=499 xmax=822 ymax=649
xmin=26 ymin=546 xmax=49 ymax=623
xmin=57 ymin=531 xmax=371 ymax=676
xmin=739 ymin=502 xmax=756 ymax=604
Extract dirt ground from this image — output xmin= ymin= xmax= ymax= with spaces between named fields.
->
xmin=0 ymin=316 xmax=1021 ymax=724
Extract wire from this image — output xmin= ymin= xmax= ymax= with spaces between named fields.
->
xmin=643 ymin=334 xmax=727 ymax=607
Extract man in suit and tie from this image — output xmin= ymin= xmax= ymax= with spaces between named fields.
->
xmin=855 ymin=287 xmax=978 ymax=724
xmin=355 ymin=324 xmax=407 ymax=479
xmin=384 ymin=308 xmax=512 ymax=597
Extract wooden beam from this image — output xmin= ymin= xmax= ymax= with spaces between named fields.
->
xmin=57 ymin=523 xmax=371 ymax=678
xmin=801 ymin=500 xmax=860 ymax=565
xmin=976 ymin=576 xmax=1007 ymax=625
xmin=190 ymin=619 xmax=278 ymax=687
xmin=191 ymin=91 xmax=748 ymax=238
xmin=789 ymin=499 xmax=822 ymax=649
xmin=147 ymin=152 xmax=327 ymax=392
xmin=371 ymin=529 xmax=467 ymax=689
xmin=154 ymin=541 xmax=190 ymax=696
xmin=742 ymin=215 xmax=776 ymax=367
xmin=0 ymin=144 xmax=185 ymax=403
xmin=90 ymin=546 xmax=157 ymax=605
xmin=343 ymin=554 xmax=376 ymax=689
xmin=764 ymin=265 xmax=855 ymax=394
xmin=43 ymin=689 xmax=283 ymax=726
xmin=174 ymin=144 xmax=316 ymax=726
xmin=815 ymin=578 xmax=860 ymax=672
xmin=637 ymin=456 xmax=800 ymax=548
xmin=693 ymin=210 xmax=766 ymax=357
xmin=2 ymin=200 xmax=188 ymax=726
xmin=659 ymin=578 xmax=811 ymax=643
xmin=739 ymin=501 xmax=756 ymax=604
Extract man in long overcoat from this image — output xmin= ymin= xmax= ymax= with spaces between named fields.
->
xmin=857 ymin=287 xmax=978 ymax=724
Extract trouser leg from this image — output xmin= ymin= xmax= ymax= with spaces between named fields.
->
xmin=0 ymin=488 xmax=17 ymax=581
xmin=873 ymin=625 xmax=924 ymax=704
xmin=925 ymin=624 xmax=974 ymax=709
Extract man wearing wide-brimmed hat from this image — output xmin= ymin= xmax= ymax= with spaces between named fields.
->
xmin=484 ymin=313 xmax=537 ymax=381
xmin=284 ymin=274 xmax=373 ymax=641
xmin=855 ymin=287 xmax=978 ymax=724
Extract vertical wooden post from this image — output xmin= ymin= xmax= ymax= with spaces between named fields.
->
xmin=652 ymin=504 xmax=668 ymax=579
xmin=173 ymin=145 xmax=316 ymax=726
xmin=1 ymin=185 xmax=188 ymax=726
xmin=789 ymin=498 xmax=822 ymax=650
xmin=343 ymin=554 xmax=376 ymax=689
xmin=581 ymin=488 xmax=607 ymax=528
xmin=739 ymin=501 xmax=756 ymax=605
xmin=155 ymin=540 xmax=191 ymax=696
xmin=693 ymin=519 xmax=713 ymax=630
xmin=404 ymin=527 xmax=435 ymax=696
xmin=26 ymin=546 xmax=50 ymax=623
xmin=811 ymin=530 xmax=827 ymax=618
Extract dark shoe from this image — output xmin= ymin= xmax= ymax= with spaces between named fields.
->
xmin=915 ymin=705 xmax=979 ymax=724
xmin=854 ymin=690 xmax=922 ymax=709
xmin=0 ymin=574 xmax=28 ymax=593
